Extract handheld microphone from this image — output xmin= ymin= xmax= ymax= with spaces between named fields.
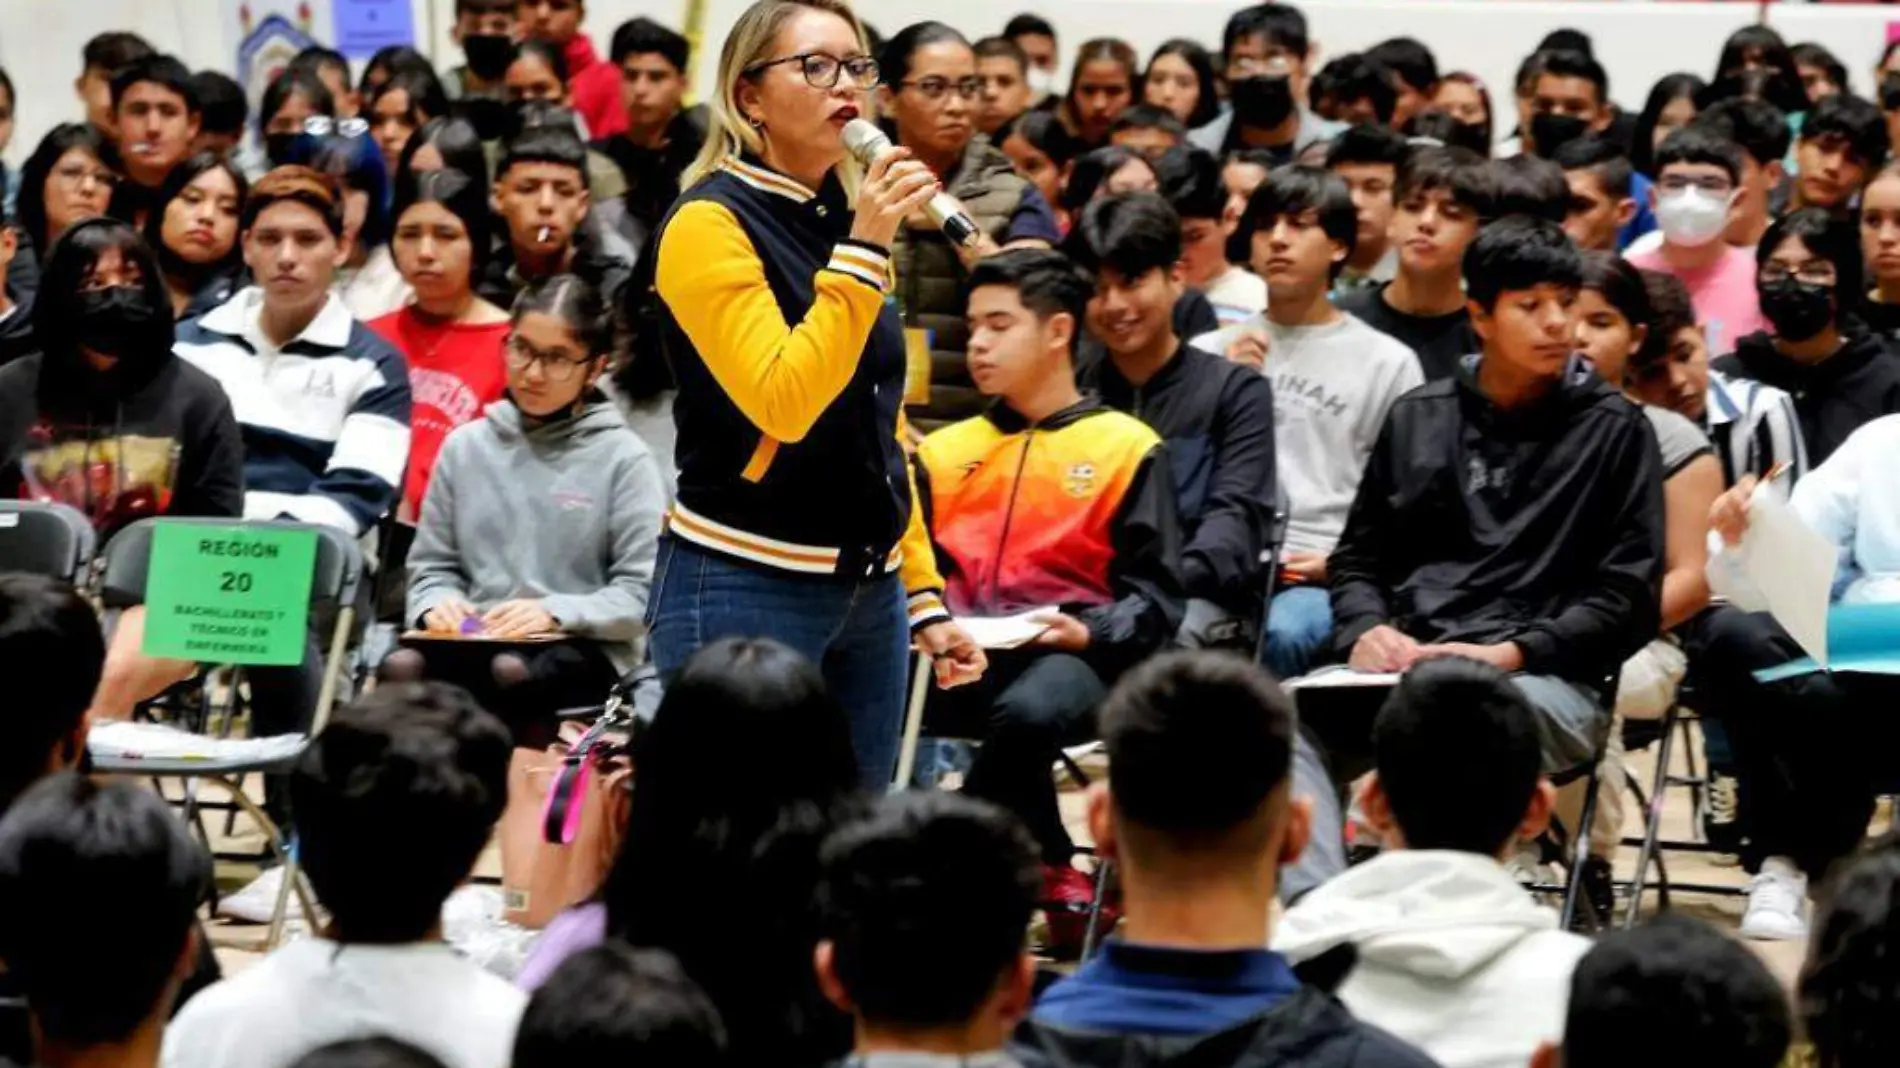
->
xmin=841 ymin=118 xmax=982 ymax=249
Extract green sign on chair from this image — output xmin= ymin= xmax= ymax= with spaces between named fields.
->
xmin=141 ymin=524 xmax=318 ymax=666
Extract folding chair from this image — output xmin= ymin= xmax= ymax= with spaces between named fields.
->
xmin=1616 ymin=687 xmax=1746 ymax=926
xmin=0 ymin=500 xmax=97 ymax=583
xmin=87 ymin=517 xmax=365 ymax=949
xmin=1253 ymin=484 xmax=1294 ymax=669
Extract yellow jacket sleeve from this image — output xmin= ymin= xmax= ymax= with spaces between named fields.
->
xmin=899 ymin=415 xmax=949 ymax=630
xmin=655 ymin=199 xmax=892 ymax=444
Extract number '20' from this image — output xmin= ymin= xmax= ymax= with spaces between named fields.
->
xmin=220 ymin=571 xmax=254 ymax=593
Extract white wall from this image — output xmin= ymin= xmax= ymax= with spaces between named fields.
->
xmin=5 ymin=0 xmax=1900 ymax=169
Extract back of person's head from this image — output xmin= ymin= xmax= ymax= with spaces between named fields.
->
xmin=290 ymin=682 xmax=510 ymax=943
xmin=1758 ymin=206 xmax=1863 ymax=316
xmin=1371 ymin=658 xmax=1545 ymax=856
xmin=1801 ymin=838 xmax=1900 ymax=1067
xmin=109 ymin=54 xmax=199 ymax=114
xmin=1227 ymin=164 xmax=1358 ymax=275
xmin=514 ymin=945 xmax=727 ymax=1068
xmin=1326 ymin=122 xmax=1412 ymax=172
xmin=0 ymin=774 xmax=208 ymax=1046
xmin=244 ymin=164 xmax=346 ymax=238
xmin=818 ymin=792 xmax=1039 ymax=1032
xmin=1396 ymin=144 xmax=1494 ymax=214
xmin=1111 ymin=103 xmax=1187 ymax=139
xmin=1691 ymin=97 xmax=1791 ymax=169
xmin=1161 ymin=147 xmax=1226 ymax=223
xmin=1223 ymin=3 xmax=1309 ymax=61
xmin=1486 ymin=154 xmax=1569 ymax=223
xmin=500 ymin=120 xmax=590 ymax=187
xmin=1310 ymin=53 xmax=1397 ymax=126
xmin=1560 ymin=914 xmax=1789 ymax=1068
xmin=1642 ymin=268 xmax=1697 ymax=347
xmin=1464 ymin=215 xmax=1583 ymax=310
xmin=1804 ymin=93 xmax=1889 ymax=170
xmin=1367 ymin=37 xmax=1438 ymax=93
xmin=291 ymin=1038 xmax=449 ymax=1068
xmin=82 ymin=32 xmax=155 ymax=77
xmin=1654 ymin=125 xmax=1747 ymax=188
xmin=0 ymin=577 xmax=101 ymax=814
xmin=1061 ymin=144 xmax=1152 ymax=211
xmin=611 ymin=16 xmax=691 ymax=72
xmin=397 ymin=115 xmax=490 ymax=190
xmin=1071 ymin=191 xmax=1183 ymax=280
xmin=1097 ymin=652 xmax=1296 ymax=861
xmin=1551 ymin=133 xmax=1633 ymax=200
xmin=190 ymin=70 xmax=249 ymax=138
xmin=967 ymin=248 xmax=1093 ymax=355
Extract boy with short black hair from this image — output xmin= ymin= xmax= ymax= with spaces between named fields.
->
xmin=816 ymin=792 xmax=1040 ymax=1064
xmin=111 ymin=55 xmax=201 ymax=200
xmin=1015 ymin=652 xmax=1435 ymax=1068
xmin=1526 ymin=49 xmax=1611 ymax=158
xmin=1276 ymin=658 xmax=1591 ymax=1068
xmin=161 ymin=683 xmax=527 ymax=1068
xmin=1366 ymin=37 xmax=1438 ymax=129
xmin=1486 ymin=155 xmax=1568 ymax=223
xmin=1002 ymin=14 xmax=1058 ymax=103
xmin=1553 ymin=134 xmax=1634 ymax=252
xmin=519 ymin=0 xmax=627 ymax=139
xmin=1166 ymin=148 xmax=1266 ymax=325
xmin=1792 ymin=93 xmax=1888 ymax=213
xmin=287 ymin=47 xmax=359 ymax=119
xmin=1336 ymin=145 xmax=1490 ymax=381
xmin=1532 ymin=914 xmax=1789 ymax=1068
xmin=77 ymin=32 xmax=156 ymax=137
xmin=597 ymin=17 xmax=705 ymax=233
xmin=1628 ymin=127 xmax=1766 ymax=356
xmin=975 ymin=37 xmax=1034 ymax=137
xmin=443 ymin=0 xmax=518 ymax=102
xmin=513 ymin=946 xmax=726 ymax=1068
xmin=1688 ymin=98 xmax=1790 ymax=249
xmin=1309 ymin=54 xmax=1397 ymax=129
xmin=1109 ymin=105 xmax=1187 ymax=160
xmin=1192 ymin=166 xmax=1423 ymax=680
xmin=483 ymin=122 xmax=635 ymax=307
xmin=1325 ymin=124 xmax=1410 ymax=290
xmin=1328 ymin=216 xmax=1663 ymax=782
xmin=188 ymin=71 xmax=249 ymax=160
xmin=1188 ymin=3 xmax=1343 ymax=165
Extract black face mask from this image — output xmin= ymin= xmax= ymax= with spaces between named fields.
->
xmin=456 ymin=96 xmax=512 ymax=142
xmin=1448 ymin=120 xmax=1490 ymax=155
xmin=265 ymin=132 xmax=300 ymax=168
xmin=463 ymin=34 xmax=515 ymax=81
xmin=1231 ymin=75 xmax=1296 ymax=130
xmin=74 ymin=286 xmax=160 ymax=359
xmin=1760 ymin=278 xmax=1836 ymax=342
xmin=1529 ymin=112 xmax=1588 ymax=157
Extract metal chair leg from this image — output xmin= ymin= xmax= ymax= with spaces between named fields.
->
xmin=1624 ymin=706 xmax=1682 ymax=928
xmin=1559 ymin=766 xmax=1603 ymax=932
xmin=1080 ymin=857 xmax=1113 ymax=960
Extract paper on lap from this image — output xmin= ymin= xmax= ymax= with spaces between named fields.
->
xmin=955 ymin=609 xmax=1057 ymax=650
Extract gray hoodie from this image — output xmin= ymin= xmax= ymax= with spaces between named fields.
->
xmin=407 ymin=398 xmax=666 ymax=673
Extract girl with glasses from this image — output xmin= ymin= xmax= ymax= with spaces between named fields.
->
xmin=14 ymin=124 xmax=120 ymax=305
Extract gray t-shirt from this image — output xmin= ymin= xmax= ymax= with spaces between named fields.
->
xmin=1645 ymin=404 xmax=1714 ymax=477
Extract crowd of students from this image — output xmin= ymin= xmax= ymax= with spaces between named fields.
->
xmin=2 ymin=0 xmax=1900 ymax=1065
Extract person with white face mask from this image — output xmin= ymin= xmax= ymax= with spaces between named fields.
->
xmin=1627 ymin=127 xmax=1767 ymax=356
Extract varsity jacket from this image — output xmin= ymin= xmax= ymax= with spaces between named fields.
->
xmin=174 ymin=288 xmax=412 ymax=536
xmin=917 ymin=398 xmax=1184 ymax=675
xmin=653 ymin=154 xmax=947 ymax=626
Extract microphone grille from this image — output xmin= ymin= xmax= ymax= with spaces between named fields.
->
xmin=840 ymin=118 xmax=890 ymax=162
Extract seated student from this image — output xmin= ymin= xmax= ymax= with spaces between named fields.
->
xmin=144 ymin=152 xmax=248 ymax=321
xmin=364 ymin=70 xmax=451 ymax=180
xmin=1336 ymin=146 xmax=1488 ymax=382
xmin=1328 ymin=217 xmax=1664 ymax=780
xmin=480 ymin=121 xmax=636 ymax=310
xmin=1188 ymin=4 xmax=1344 ymax=166
xmin=1626 ymin=128 xmax=1767 ymax=356
xmin=1861 ymin=163 xmax=1900 ymax=342
xmin=1325 ymin=124 xmax=1409 ymax=293
xmin=593 ymin=18 xmax=706 ymax=238
xmin=1003 ymin=14 xmax=1059 ymax=107
xmin=258 ymin=69 xmax=338 ymax=170
xmin=975 ymin=36 xmax=1034 ymax=139
xmin=1790 ymin=92 xmax=1887 ymax=214
xmin=499 ymin=46 xmax=629 ymax=203
xmin=513 ymin=946 xmax=726 ymax=1068
xmin=515 ymin=0 xmax=623 ymax=142
xmin=1485 ymin=155 xmax=1567 ymax=224
xmin=1532 ymin=914 xmax=1789 ymax=1068
xmin=1367 ymin=37 xmax=1439 ymax=130
xmin=1522 ymin=49 xmax=1611 ymax=161
xmin=1193 ymin=167 xmax=1424 ymax=680
xmin=189 ymin=72 xmax=249 ymax=163
xmin=1220 ymin=147 xmax=1277 ymax=229
xmin=0 ymin=775 xmax=210 ymax=1068
xmin=1715 ymin=207 xmax=1900 ymax=466
xmin=815 ymin=793 xmax=1039 ymax=1068
xmin=999 ymin=111 xmax=1083 ymax=237
xmin=368 ymin=169 xmax=510 ymax=521
xmin=1071 ymin=195 xmax=1273 ymax=653
xmin=288 ymin=47 xmax=362 ymax=122
xmin=1165 ymin=150 xmax=1266 ymax=326
xmin=162 ymin=683 xmax=526 ymax=1068
xmin=1109 ymin=105 xmax=1188 ymax=160
xmin=1554 ymin=135 xmax=1634 ymax=252
xmin=1309 ymin=54 xmax=1396 ymax=129
xmin=109 ymin=56 xmax=202 ymax=226
xmin=1275 ymin=659 xmax=1590 ymax=1068
xmin=76 ymin=32 xmax=157 ymax=139
xmin=1687 ymin=97 xmax=1789 ymax=250
xmin=394 ymin=276 xmax=663 ymax=742
xmin=440 ymin=0 xmax=516 ymax=103
xmin=919 ymin=248 xmax=1181 ymax=952
xmin=1015 ymin=653 xmax=1435 ymax=1068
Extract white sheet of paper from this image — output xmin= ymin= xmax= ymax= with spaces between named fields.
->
xmin=1282 ymin=668 xmax=1403 ymax=690
xmin=1741 ymin=481 xmax=1838 ymax=666
xmin=955 ymin=609 xmax=1056 ymax=650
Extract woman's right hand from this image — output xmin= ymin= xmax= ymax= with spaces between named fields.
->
xmin=1710 ymin=475 xmax=1758 ymax=548
xmin=851 ymin=147 xmax=942 ymax=250
xmin=423 ymin=598 xmax=478 ymax=634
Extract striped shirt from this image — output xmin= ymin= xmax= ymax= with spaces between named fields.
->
xmin=1704 ymin=368 xmax=1807 ymax=495
xmin=176 ymin=289 xmax=412 ymax=536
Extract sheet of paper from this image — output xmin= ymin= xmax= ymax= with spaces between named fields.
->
xmin=1281 ymin=668 xmax=1403 ymax=690
xmin=88 ymin=721 xmax=307 ymax=763
xmin=954 ymin=610 xmax=1055 ymax=650
xmin=1740 ymin=482 xmax=1839 ymax=667
xmin=1755 ymin=603 xmax=1900 ymax=682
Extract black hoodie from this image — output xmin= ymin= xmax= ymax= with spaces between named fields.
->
xmin=1714 ymin=326 xmax=1900 ymax=466
xmin=0 ymin=339 xmax=245 ymax=538
xmin=1329 ymin=356 xmax=1665 ymax=691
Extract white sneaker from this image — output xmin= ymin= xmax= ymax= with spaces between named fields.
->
xmin=216 ymin=867 xmax=286 ymax=924
xmin=1740 ymin=856 xmax=1809 ymax=941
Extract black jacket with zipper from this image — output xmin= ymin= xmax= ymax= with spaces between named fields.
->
xmin=1329 ymin=356 xmax=1664 ymax=691
xmin=1080 ymin=343 xmax=1278 ymax=614
xmin=1714 ymin=324 xmax=1900 ymax=466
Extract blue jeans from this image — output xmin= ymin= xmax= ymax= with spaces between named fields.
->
xmin=1264 ymin=586 xmax=1334 ymax=681
xmin=647 ymin=536 xmax=910 ymax=791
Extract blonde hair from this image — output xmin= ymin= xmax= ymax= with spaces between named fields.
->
xmin=683 ymin=0 xmax=869 ymax=193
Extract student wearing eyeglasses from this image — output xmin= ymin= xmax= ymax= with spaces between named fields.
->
xmin=648 ymin=0 xmax=986 ymax=792
xmin=880 ymin=21 xmax=1058 ymax=430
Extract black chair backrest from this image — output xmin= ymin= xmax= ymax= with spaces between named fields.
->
xmin=0 ymin=501 xmax=97 ymax=582
xmin=98 ymin=518 xmax=362 ymax=613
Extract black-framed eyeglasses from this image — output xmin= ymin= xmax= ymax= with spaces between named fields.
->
xmin=505 ymin=335 xmax=595 ymax=381
xmin=744 ymin=52 xmax=880 ymax=90
xmin=901 ymin=76 xmax=984 ymax=102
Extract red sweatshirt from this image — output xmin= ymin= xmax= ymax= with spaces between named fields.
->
xmin=369 ymin=310 xmax=510 ymax=520
xmin=565 ymin=34 xmax=628 ymax=139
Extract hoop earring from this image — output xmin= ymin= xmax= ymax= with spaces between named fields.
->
xmin=748 ymin=115 xmax=765 ymax=129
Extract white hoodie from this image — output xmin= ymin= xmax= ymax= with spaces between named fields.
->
xmin=1271 ymin=850 xmax=1590 ymax=1068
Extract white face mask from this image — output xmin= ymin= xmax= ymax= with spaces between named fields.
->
xmin=1026 ymin=66 xmax=1059 ymax=99
xmin=1654 ymin=187 xmax=1735 ymax=248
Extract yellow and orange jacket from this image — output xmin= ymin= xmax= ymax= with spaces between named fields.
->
xmin=917 ymin=398 xmax=1185 ymax=673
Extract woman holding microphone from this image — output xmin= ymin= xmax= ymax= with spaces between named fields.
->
xmin=649 ymin=0 xmax=985 ymax=788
